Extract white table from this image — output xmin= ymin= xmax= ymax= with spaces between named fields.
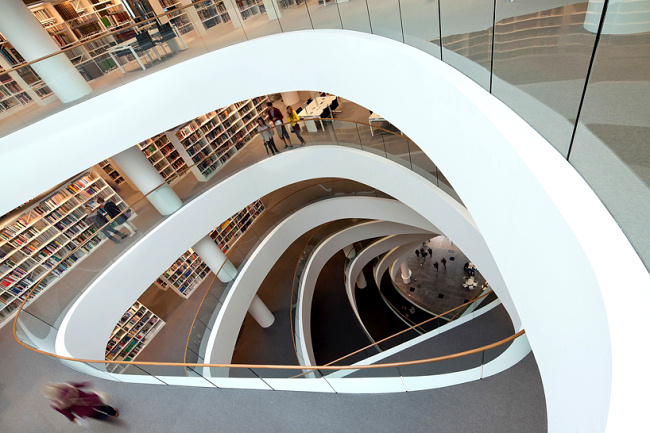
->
xmin=297 ymin=95 xmax=337 ymax=132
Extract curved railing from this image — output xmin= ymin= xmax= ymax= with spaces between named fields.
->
xmin=10 ymin=117 xmax=462 ymax=371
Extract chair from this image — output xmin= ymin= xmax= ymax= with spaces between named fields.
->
xmin=155 ymin=22 xmax=187 ymax=56
xmin=329 ymin=97 xmax=342 ymax=117
xmin=134 ymin=32 xmax=160 ymax=66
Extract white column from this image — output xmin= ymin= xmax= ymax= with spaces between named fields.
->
xmin=263 ymin=0 xmax=282 ymax=20
xmin=222 ymin=0 xmax=244 ymax=29
xmin=0 ymin=0 xmax=92 ymax=103
xmin=248 ymin=294 xmax=275 ymax=328
xmin=111 ymin=146 xmax=183 ymax=215
xmin=148 ymin=0 xmax=170 ymax=24
xmin=400 ymin=261 xmax=412 ymax=284
xmin=179 ymin=0 xmax=208 ymax=35
xmin=342 ymin=244 xmax=355 ymax=259
xmin=192 ymin=236 xmax=238 ymax=282
xmin=356 ymin=270 xmax=367 ymax=289
xmin=281 ymin=91 xmax=300 ymax=107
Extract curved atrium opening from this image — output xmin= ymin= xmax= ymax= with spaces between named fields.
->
xmin=1 ymin=1 xmax=649 ymax=432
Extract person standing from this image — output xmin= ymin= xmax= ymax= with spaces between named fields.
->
xmin=84 ymin=206 xmax=127 ymax=244
xmin=286 ymin=106 xmax=306 ymax=146
xmin=428 ymin=247 xmax=432 ymax=257
xmin=97 ymin=197 xmax=137 ymax=236
xmin=433 ymin=261 xmax=439 ymax=272
xmin=266 ymin=102 xmax=292 ymax=148
xmin=415 ymin=249 xmax=420 ymax=258
xmin=44 ymin=382 xmax=119 ymax=426
xmin=441 ymin=257 xmax=447 ymax=269
xmin=257 ymin=118 xmax=279 ymax=155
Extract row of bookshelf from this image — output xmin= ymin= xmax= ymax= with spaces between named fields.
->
xmin=0 ymin=171 xmax=134 ymax=326
xmin=155 ymin=249 xmax=210 ymax=298
xmin=210 ymin=200 xmax=265 ymax=253
xmin=105 ymin=301 xmax=165 ymax=371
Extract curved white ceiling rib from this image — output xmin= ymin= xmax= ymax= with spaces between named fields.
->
xmin=202 ymin=203 xmax=435 ymax=367
xmin=1 ymin=30 xmax=646 ymax=431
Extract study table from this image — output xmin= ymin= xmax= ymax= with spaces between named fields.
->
xmin=369 ymin=112 xmax=386 ymax=137
xmin=297 ymin=95 xmax=337 ymax=132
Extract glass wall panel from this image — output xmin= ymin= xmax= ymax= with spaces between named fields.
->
xmin=304 ymin=0 xmax=344 ymax=29
xmin=365 ymin=0 xmax=404 ymax=42
xmin=438 ymin=0 xmax=494 ymax=90
xmin=492 ymin=0 xmax=602 ymax=156
xmin=401 ymin=0 xmax=442 ymax=58
xmin=274 ymin=1 xmax=315 ymax=32
xmin=338 ymin=0 xmax=373 ymax=33
xmin=567 ymin=1 xmax=650 ymax=269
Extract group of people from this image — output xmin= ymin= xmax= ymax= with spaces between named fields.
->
xmin=258 ymin=102 xmax=306 ymax=155
xmin=415 ymin=243 xmax=448 ymax=271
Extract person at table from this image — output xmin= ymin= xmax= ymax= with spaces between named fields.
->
xmin=286 ymin=106 xmax=306 ymax=146
xmin=266 ymin=102 xmax=292 ymax=148
xmin=257 ymin=118 xmax=279 ymax=155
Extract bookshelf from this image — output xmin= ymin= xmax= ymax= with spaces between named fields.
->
xmin=0 ymin=36 xmax=55 ymax=118
xmin=97 ymin=158 xmax=125 ymax=185
xmin=154 ymin=249 xmax=210 ymax=298
xmin=105 ymin=301 xmax=165 ymax=371
xmin=194 ymin=0 xmax=231 ymax=29
xmin=137 ymin=133 xmax=189 ymax=184
xmin=169 ymin=95 xmax=269 ymax=181
xmin=157 ymin=1 xmax=195 ymax=35
xmin=0 ymin=170 xmax=134 ymax=326
xmin=236 ymin=0 xmax=266 ymax=20
xmin=209 ymin=200 xmax=265 ymax=253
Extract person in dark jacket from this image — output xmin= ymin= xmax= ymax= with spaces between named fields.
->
xmin=97 ymin=197 xmax=137 ymax=236
xmin=84 ymin=206 xmax=127 ymax=243
xmin=266 ymin=102 xmax=292 ymax=148
xmin=44 ymin=381 xmax=119 ymax=425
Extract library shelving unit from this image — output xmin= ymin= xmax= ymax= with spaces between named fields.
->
xmin=0 ymin=170 xmax=134 ymax=326
xmin=209 ymin=200 xmax=265 ymax=253
xmin=169 ymin=96 xmax=269 ymax=181
xmin=97 ymin=159 xmax=126 ymax=185
xmin=194 ymin=0 xmax=231 ymax=29
xmin=137 ymin=133 xmax=189 ymax=184
xmin=237 ymin=0 xmax=266 ymax=20
xmin=154 ymin=249 xmax=210 ymax=298
xmin=105 ymin=301 xmax=165 ymax=371
xmin=157 ymin=1 xmax=195 ymax=35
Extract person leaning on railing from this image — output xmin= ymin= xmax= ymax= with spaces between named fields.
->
xmin=286 ymin=106 xmax=306 ymax=146
xmin=96 ymin=196 xmax=137 ymax=237
xmin=84 ymin=205 xmax=128 ymax=244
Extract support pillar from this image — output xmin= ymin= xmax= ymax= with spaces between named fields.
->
xmin=111 ymin=146 xmax=182 ymax=215
xmin=248 ymin=294 xmax=275 ymax=328
xmin=281 ymin=91 xmax=300 ymax=107
xmin=356 ymin=270 xmax=367 ymax=289
xmin=0 ymin=0 xmax=92 ymax=103
xmin=400 ymin=261 xmax=412 ymax=284
xmin=222 ymin=0 xmax=244 ymax=28
xmin=192 ymin=236 xmax=238 ymax=282
xmin=263 ymin=0 xmax=282 ymax=20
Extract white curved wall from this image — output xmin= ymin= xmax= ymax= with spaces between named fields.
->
xmin=1 ymin=30 xmax=646 ymax=431
xmin=203 ymin=197 xmax=439 ymax=366
xmin=297 ymin=223 xmax=435 ymax=366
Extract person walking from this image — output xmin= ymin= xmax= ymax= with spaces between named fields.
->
xmin=257 ymin=118 xmax=280 ymax=155
xmin=415 ymin=249 xmax=420 ymax=258
xmin=428 ymin=247 xmax=432 ymax=257
xmin=441 ymin=257 xmax=447 ymax=269
xmin=433 ymin=261 xmax=439 ymax=272
xmin=44 ymin=382 xmax=119 ymax=426
xmin=266 ymin=102 xmax=292 ymax=148
xmin=84 ymin=206 xmax=127 ymax=244
xmin=97 ymin=197 xmax=136 ymax=237
xmin=286 ymin=106 xmax=306 ymax=146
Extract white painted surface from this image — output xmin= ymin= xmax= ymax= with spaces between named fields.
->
xmin=248 ymin=294 xmax=275 ymax=328
xmin=204 ymin=196 xmax=441 ymax=366
xmin=297 ymin=223 xmax=435 ymax=367
xmin=2 ymin=30 xmax=645 ymax=431
xmin=263 ymin=378 xmax=335 ymax=393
